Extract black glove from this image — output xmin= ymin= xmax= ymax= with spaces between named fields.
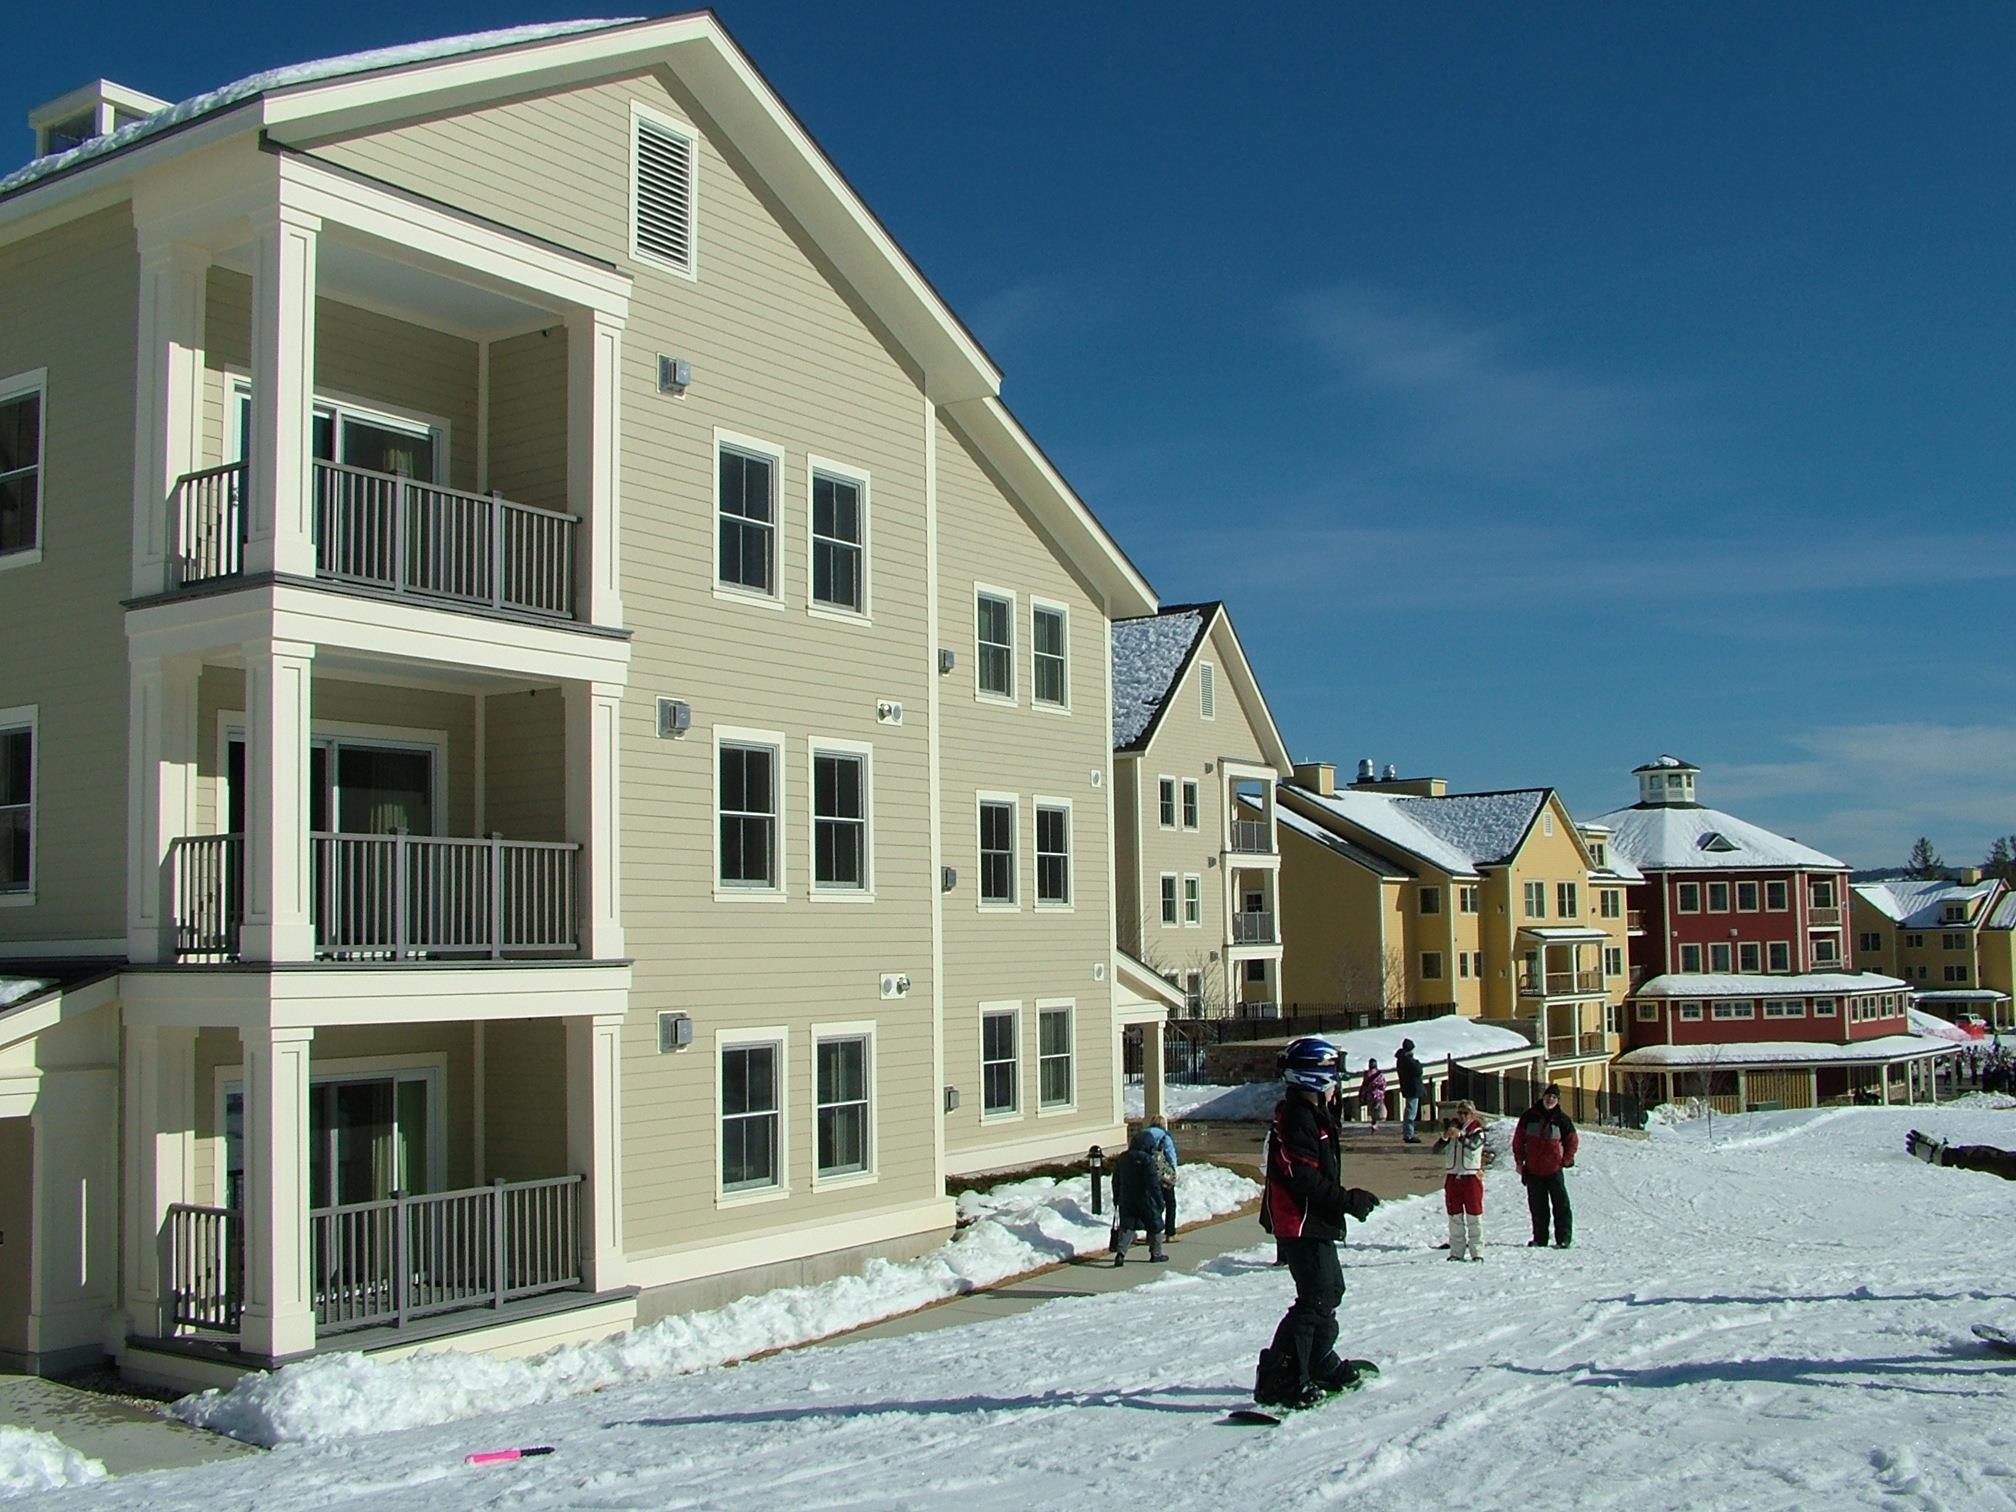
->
xmin=1343 ymin=1187 xmax=1380 ymax=1221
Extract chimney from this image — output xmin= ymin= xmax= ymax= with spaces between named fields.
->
xmin=1961 ymin=867 xmax=1983 ymax=886
xmin=1292 ymin=761 xmax=1336 ymax=797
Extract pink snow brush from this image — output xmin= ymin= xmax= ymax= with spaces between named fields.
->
xmin=465 ymin=1446 xmax=556 ymax=1465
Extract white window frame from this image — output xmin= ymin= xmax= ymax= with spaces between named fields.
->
xmin=980 ymin=1003 xmax=1021 ymax=1121
xmin=1678 ymin=1001 xmax=1703 ymax=1021
xmin=217 ymin=1053 xmax=446 ymax=1211
xmin=1524 ymin=881 xmax=1546 ymax=918
xmin=1767 ymin=940 xmax=1791 ymax=972
xmin=1604 ymin=946 xmax=1623 ymax=976
xmin=1763 ymin=998 xmax=1803 ymax=1019
xmin=1765 ymin=880 xmax=1790 ymax=911
xmin=811 ymin=1021 xmax=877 ymax=1188
xmin=1679 ymin=942 xmax=1703 ymax=972
xmin=807 ymin=739 xmax=873 ymax=900
xmin=1183 ymin=874 xmax=1202 ymax=927
xmin=1738 ymin=941 xmax=1762 ymax=973
xmin=0 ymin=370 xmax=47 ymax=570
xmin=806 ymin=456 xmax=869 ymax=622
xmin=1599 ymin=889 xmax=1620 ymax=919
xmin=1636 ymin=1001 xmax=1659 ymax=1022
xmin=1812 ymin=935 xmax=1841 ymax=965
xmin=1677 ymin=881 xmax=1701 ymax=913
xmin=1811 ymin=879 xmax=1838 ymax=909
xmin=714 ymin=431 xmax=784 ymax=606
xmin=1709 ymin=941 xmax=1733 ymax=973
xmin=974 ymin=584 xmax=1017 ymax=703
xmin=1706 ymin=881 xmax=1731 ymax=913
xmin=1712 ymin=1001 xmax=1755 ymax=1020
xmin=0 ymin=705 xmax=36 ymax=905
xmin=714 ymin=725 xmax=786 ymax=900
xmin=1157 ymin=776 xmax=1177 ymax=829
xmin=1181 ymin=778 xmax=1200 ymax=831
xmin=1460 ymin=885 xmax=1479 ymax=914
xmin=629 ymin=101 xmax=699 ymax=279
xmin=1557 ymin=882 xmax=1578 ymax=917
xmin=227 ymin=378 xmax=453 ymax=485
xmin=1036 ymin=999 xmax=1075 ymax=1114
xmin=1736 ymin=881 xmax=1760 ymax=912
xmin=1199 ymin=661 xmax=1216 ymax=719
xmin=977 ymin=792 xmax=1019 ymax=909
xmin=1813 ymin=997 xmax=1837 ymax=1018
xmin=1159 ymin=873 xmax=1178 ymax=927
xmin=1034 ymin=798 xmax=1073 ymax=910
xmin=1030 ymin=599 xmax=1070 ymax=712
xmin=717 ymin=1028 xmax=788 ymax=1205
xmin=1457 ymin=953 xmax=1472 ymax=980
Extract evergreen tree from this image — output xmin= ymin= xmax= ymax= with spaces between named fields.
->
xmin=1908 ymin=837 xmax=1944 ymax=879
xmin=1989 ymin=837 xmax=2016 ymax=885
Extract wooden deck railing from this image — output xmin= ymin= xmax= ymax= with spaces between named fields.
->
xmin=165 ymin=1203 xmax=241 ymax=1332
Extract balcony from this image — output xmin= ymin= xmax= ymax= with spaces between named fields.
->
xmin=1547 ymin=1031 xmax=1610 ymax=1060
xmin=1808 ymin=906 xmax=1843 ymax=927
xmin=1229 ymin=819 xmax=1273 ymax=855
xmin=170 ymin=460 xmax=579 ymax=620
xmin=1232 ymin=909 xmax=1277 ymax=946
xmin=169 ymin=832 xmax=581 ymax=962
xmin=1519 ymin=969 xmax=1606 ymax=997
xmin=1627 ymin=910 xmax=1644 ymax=930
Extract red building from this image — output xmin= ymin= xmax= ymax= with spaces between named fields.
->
xmin=1586 ymin=757 xmax=1947 ymax=1110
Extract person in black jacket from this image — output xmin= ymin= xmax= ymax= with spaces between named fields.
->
xmin=1254 ymin=1038 xmax=1379 ymax=1410
xmin=1109 ymin=1127 xmax=1169 ymax=1266
xmin=1395 ymin=1038 xmax=1425 ymax=1144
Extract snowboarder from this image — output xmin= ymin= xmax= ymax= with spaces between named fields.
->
xmin=1255 ymin=1037 xmax=1379 ymax=1410
xmin=1907 ymin=1128 xmax=2016 ymax=1181
xmin=1358 ymin=1058 xmax=1388 ymax=1132
xmin=1143 ymin=1116 xmax=1179 ymax=1241
xmin=1513 ymin=1084 xmax=1578 ymax=1248
xmin=1434 ymin=1101 xmax=1487 ymax=1260
xmin=1109 ymin=1127 xmax=1168 ymax=1266
xmin=1395 ymin=1038 xmax=1424 ymax=1143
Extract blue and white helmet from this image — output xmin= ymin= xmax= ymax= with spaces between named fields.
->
xmin=1281 ymin=1036 xmax=1341 ymax=1092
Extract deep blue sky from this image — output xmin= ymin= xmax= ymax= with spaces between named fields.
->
xmin=12 ymin=3 xmax=2014 ymax=867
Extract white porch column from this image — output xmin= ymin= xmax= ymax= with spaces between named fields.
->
xmin=239 ymin=641 xmax=316 ymax=962
xmin=1143 ymin=1022 xmax=1166 ymax=1123
xmin=126 ymin=655 xmax=200 ymax=962
xmin=239 ymin=1025 xmax=315 ymax=1360
xmin=566 ymin=1012 xmax=626 ymax=1291
xmin=564 ymin=679 xmax=625 ymax=959
xmin=119 ymin=1026 xmax=194 ymax=1337
xmin=132 ymin=239 xmax=210 ymax=596
xmin=243 ymin=205 xmax=319 ymax=579
xmin=566 ymin=307 xmax=624 ymax=626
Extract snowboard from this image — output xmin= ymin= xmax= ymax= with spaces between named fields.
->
xmin=1219 ymin=1361 xmax=1379 ymax=1424
xmin=1971 ymin=1323 xmax=2016 ymax=1355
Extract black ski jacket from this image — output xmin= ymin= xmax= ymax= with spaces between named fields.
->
xmin=1395 ymin=1048 xmax=1424 ymax=1099
xmin=1265 ymin=1092 xmax=1348 ymax=1240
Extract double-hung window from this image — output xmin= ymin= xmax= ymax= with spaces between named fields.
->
xmin=815 ymin=1033 xmax=870 ymax=1178
xmin=1604 ymin=946 xmax=1623 ymax=976
xmin=1032 ymin=603 xmax=1068 ymax=708
xmin=1038 ymin=1003 xmax=1073 ymax=1109
xmin=721 ymin=1039 xmax=782 ymax=1193
xmin=981 ymin=1007 xmax=1018 ymax=1115
xmin=0 ymin=715 xmax=30 ymax=894
xmin=1679 ymin=942 xmax=1703 ymax=972
xmin=1557 ymin=882 xmax=1578 ymax=917
xmin=718 ymin=443 xmax=777 ymax=596
xmin=1035 ymin=803 xmax=1071 ymax=906
xmin=1183 ymin=875 xmax=1202 ymax=926
xmin=979 ymin=798 xmax=1016 ymax=904
xmin=1157 ymin=778 xmax=1176 ymax=828
xmin=1811 ymin=879 xmax=1837 ymax=909
xmin=718 ymin=737 xmax=779 ymax=889
xmin=1707 ymin=881 xmax=1730 ymax=912
xmin=1459 ymin=886 xmax=1479 ymax=913
xmin=1768 ymin=940 xmax=1791 ymax=972
xmin=1738 ymin=942 xmax=1761 ymax=972
xmin=810 ymin=468 xmax=865 ymax=614
xmin=1181 ymin=779 xmax=1200 ymax=830
xmin=1523 ymin=881 xmax=1546 ymax=918
xmin=1599 ymin=888 xmax=1621 ymax=919
xmin=1159 ymin=874 xmax=1178 ymax=926
xmin=812 ymin=748 xmax=868 ymax=892
xmin=0 ymin=374 xmax=43 ymax=561
xmin=1765 ymin=880 xmax=1789 ymax=911
xmin=1709 ymin=942 xmax=1732 ymax=972
xmin=976 ymin=590 xmax=1014 ymax=698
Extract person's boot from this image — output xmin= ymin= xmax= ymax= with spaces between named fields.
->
xmin=1446 ymin=1211 xmax=1468 ymax=1260
xmin=1253 ymin=1348 xmax=1296 ymax=1406
xmin=1464 ymin=1212 xmax=1484 ymax=1260
xmin=1313 ymin=1353 xmax=1378 ymax=1392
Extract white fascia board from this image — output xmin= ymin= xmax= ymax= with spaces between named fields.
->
xmin=126 ymin=583 xmax=632 ymax=687
xmin=0 ymin=975 xmax=119 ymax=1052
xmin=260 ymin=17 xmax=999 ymax=403
xmin=1207 ymin=610 xmax=1293 ymax=772
xmin=941 ymin=396 xmax=1157 ymax=618
xmin=121 ymin=963 xmax=632 ymax=1029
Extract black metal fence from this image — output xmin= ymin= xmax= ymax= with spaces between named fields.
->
xmin=1446 ymin=1062 xmax=1648 ymax=1131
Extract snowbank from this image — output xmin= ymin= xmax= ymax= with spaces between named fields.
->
xmin=0 ymin=1426 xmax=106 ymax=1498
xmin=173 ymin=1161 xmax=1259 ymax=1447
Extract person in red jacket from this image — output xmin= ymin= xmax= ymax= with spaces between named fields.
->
xmin=1512 ymin=1084 xmax=1578 ymax=1248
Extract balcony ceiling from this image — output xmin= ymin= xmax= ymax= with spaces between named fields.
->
xmin=215 ymin=231 xmax=557 ymax=339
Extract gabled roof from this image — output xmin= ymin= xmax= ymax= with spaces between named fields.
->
xmin=1853 ymin=878 xmax=2000 ymax=929
xmin=1110 ymin=602 xmax=1291 ymax=767
xmin=1992 ymin=895 xmax=2016 ymax=931
xmin=1585 ymin=802 xmax=1845 ymax=872
xmin=1272 ymin=802 xmax=1417 ymax=879
xmin=1281 ymin=785 xmax=1549 ymax=876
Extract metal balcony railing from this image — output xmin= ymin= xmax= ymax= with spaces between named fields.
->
xmin=1232 ymin=909 xmax=1276 ymax=945
xmin=1229 ymin=819 xmax=1272 ymax=854
xmin=1546 ymin=1031 xmax=1610 ymax=1059
xmin=1808 ymin=906 xmax=1843 ymax=927
xmin=1520 ymin=969 xmax=1606 ymax=996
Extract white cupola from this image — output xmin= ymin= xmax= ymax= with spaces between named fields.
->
xmin=1633 ymin=754 xmax=1699 ymax=806
xmin=27 ymin=80 xmax=168 ymax=160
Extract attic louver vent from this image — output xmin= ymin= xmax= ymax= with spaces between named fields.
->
xmin=634 ymin=115 xmax=695 ymax=272
xmin=1698 ymin=832 xmax=1738 ymax=852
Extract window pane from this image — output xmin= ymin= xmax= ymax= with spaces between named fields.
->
xmin=720 ymin=745 xmax=776 ymax=886
xmin=977 ymin=595 xmax=1012 ymax=695
xmin=719 ymin=449 xmax=774 ymax=592
xmin=0 ymin=393 xmax=39 ymax=476
xmin=814 ymin=753 xmax=866 ymax=888
xmin=0 ymin=728 xmax=28 ymax=892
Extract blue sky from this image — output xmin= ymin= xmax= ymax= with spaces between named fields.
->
xmin=11 ymin=2 xmax=2014 ymax=867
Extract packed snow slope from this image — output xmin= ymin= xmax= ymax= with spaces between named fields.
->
xmin=46 ymin=1101 xmax=2016 ymax=1510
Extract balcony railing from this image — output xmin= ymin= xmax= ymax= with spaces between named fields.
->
xmin=1546 ymin=1031 xmax=1610 ymax=1060
xmin=1808 ymin=906 xmax=1843 ymax=927
xmin=1520 ymin=969 xmax=1606 ymax=996
xmin=1626 ymin=910 xmax=1644 ymax=929
xmin=168 ymin=832 xmax=581 ymax=961
xmin=1229 ymin=819 xmax=1272 ymax=854
xmin=1232 ymin=909 xmax=1276 ymax=945
xmin=165 ymin=1176 xmax=583 ymax=1338
xmin=170 ymin=460 xmax=578 ymax=619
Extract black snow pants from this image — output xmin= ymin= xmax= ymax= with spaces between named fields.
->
xmin=1268 ymin=1236 xmax=1344 ymax=1385
xmin=1525 ymin=1171 xmax=1572 ymax=1244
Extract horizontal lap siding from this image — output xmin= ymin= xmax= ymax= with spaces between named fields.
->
xmin=318 ymin=72 xmax=938 ymax=1255
xmin=0 ymin=207 xmax=138 ymax=948
xmin=486 ymin=331 xmax=567 ymax=512
xmin=482 ymin=691 xmax=566 ymax=842
xmin=935 ymin=418 xmax=1116 ymax=1166
xmin=483 ymin=1019 xmax=569 ymax=1179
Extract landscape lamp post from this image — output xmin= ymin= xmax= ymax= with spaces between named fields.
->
xmin=1088 ymin=1144 xmax=1105 ymax=1215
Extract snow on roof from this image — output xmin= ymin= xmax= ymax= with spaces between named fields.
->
xmin=1912 ymin=989 xmax=2008 ymax=1004
xmin=1324 ymin=1013 xmax=1538 ymax=1075
xmin=1585 ymin=801 xmax=1846 ymax=872
xmin=1992 ymin=895 xmax=2016 ymax=931
xmin=1110 ymin=608 xmax=1206 ymax=751
xmin=1615 ymin=1032 xmax=1955 ymax=1068
xmin=1632 ymin=753 xmax=1699 ymax=772
xmin=1272 ymin=802 xmax=1415 ymax=878
xmin=1909 ymin=1008 xmax=1979 ymax=1043
xmin=1853 ymin=877 xmax=1999 ymax=928
xmin=1 ymin=19 xmax=639 ymax=199
xmin=1635 ymin=971 xmax=1908 ymax=998
xmin=1283 ymin=785 xmax=1544 ymax=874
xmin=0 ymin=979 xmax=51 ymax=1010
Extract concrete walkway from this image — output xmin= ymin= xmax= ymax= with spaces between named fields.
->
xmin=0 ymin=1373 xmax=254 ymax=1475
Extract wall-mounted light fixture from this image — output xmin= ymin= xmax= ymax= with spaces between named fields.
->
xmin=938 ymin=649 xmax=956 ymax=674
xmin=656 ymin=698 xmax=691 ymax=738
xmin=943 ymin=1086 xmax=961 ymax=1113
xmin=658 ymin=1012 xmax=694 ymax=1052
xmin=657 ymin=354 xmax=692 ymax=393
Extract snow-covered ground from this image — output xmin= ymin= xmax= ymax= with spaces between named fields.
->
xmin=36 ymin=1098 xmax=2016 ymax=1509
xmin=0 ymin=1428 xmax=105 ymax=1497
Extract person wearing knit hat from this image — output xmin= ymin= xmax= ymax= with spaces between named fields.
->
xmin=1395 ymin=1038 xmax=1424 ymax=1144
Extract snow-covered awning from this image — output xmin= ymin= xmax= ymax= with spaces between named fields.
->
xmin=1519 ymin=926 xmax=1608 ymax=942
xmin=1634 ymin=971 xmax=1908 ymax=998
xmin=1614 ymin=1033 xmax=1958 ymax=1070
xmin=1911 ymin=989 xmax=2009 ymax=1004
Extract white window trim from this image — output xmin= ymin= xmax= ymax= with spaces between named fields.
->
xmin=1636 ymin=1002 xmax=1658 ymax=1022
xmin=976 ymin=791 xmax=1020 ymax=910
xmin=1156 ymin=775 xmax=1178 ymax=831
xmin=979 ymin=1001 xmax=1022 ymax=1122
xmin=716 ymin=1027 xmax=788 ymax=1206
xmin=805 ymin=454 xmax=870 ymax=624
xmin=214 ymin=1052 xmax=448 ymax=1208
xmin=1034 ymin=997 xmax=1077 ymax=1115
xmin=220 ymin=711 xmax=451 ymax=836
xmin=1199 ymin=661 xmax=1216 ymax=720
xmin=1676 ymin=883 xmax=1701 ymax=913
xmin=227 ymin=375 xmax=453 ymax=482
xmin=1158 ymin=871 xmax=1179 ymax=927
xmin=1737 ymin=882 xmax=1760 ymax=913
xmin=974 ymin=583 xmax=1017 ymax=705
xmin=810 ymin=1019 xmax=878 ymax=1190
xmin=714 ymin=725 xmax=787 ymax=901
xmin=807 ymin=738 xmax=874 ymax=902
xmin=1033 ymin=796 xmax=1074 ymax=912
xmin=1706 ymin=882 xmax=1731 ymax=913
xmin=0 ymin=369 xmax=47 ymax=571
xmin=1182 ymin=873 xmax=1202 ymax=928
xmin=629 ymin=100 xmax=700 ymax=281
xmin=0 ymin=704 xmax=35 ymax=906
xmin=1180 ymin=778 xmax=1201 ymax=832
xmin=1765 ymin=882 xmax=1790 ymax=912
xmin=1679 ymin=943 xmax=1703 ymax=972
xmin=1678 ymin=1002 xmax=1703 ymax=1021
xmin=713 ymin=430 xmax=786 ymax=608
xmin=1029 ymin=598 xmax=1071 ymax=713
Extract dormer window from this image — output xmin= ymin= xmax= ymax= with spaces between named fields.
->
xmin=1698 ymin=832 xmax=1738 ymax=853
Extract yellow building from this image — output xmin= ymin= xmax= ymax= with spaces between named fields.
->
xmin=1851 ymin=874 xmax=2015 ymax=1028
xmin=1276 ymin=762 xmax=1639 ymax=1094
